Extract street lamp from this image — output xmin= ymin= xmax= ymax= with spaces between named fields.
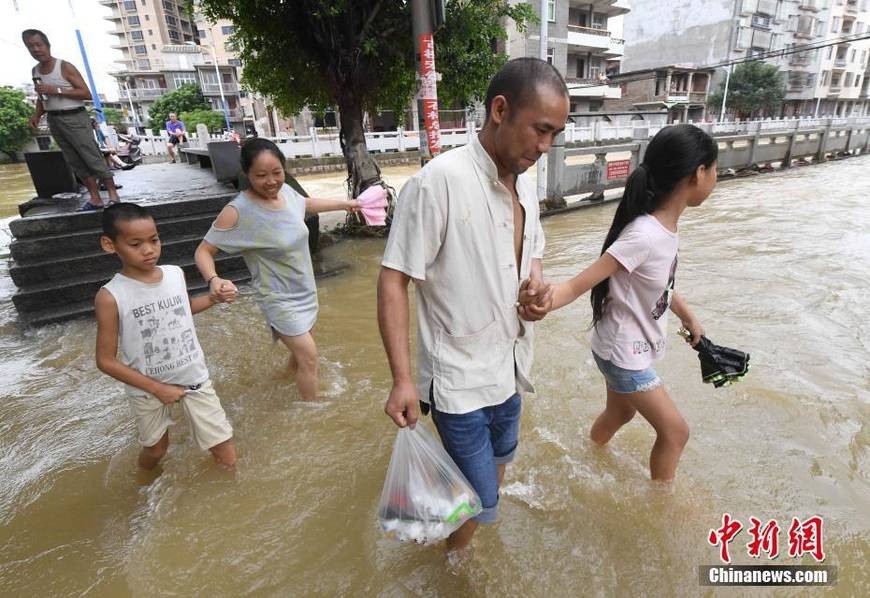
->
xmin=186 ymin=41 xmax=231 ymax=132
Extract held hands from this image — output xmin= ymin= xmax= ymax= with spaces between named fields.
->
xmin=154 ymin=383 xmax=186 ymax=405
xmin=384 ymin=380 xmax=419 ymax=428
xmin=209 ymin=277 xmax=238 ymax=304
xmin=345 ymin=200 xmax=361 ymax=213
xmin=517 ymin=277 xmax=554 ymax=322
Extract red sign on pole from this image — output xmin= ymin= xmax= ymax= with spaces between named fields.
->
xmin=418 ymin=33 xmax=441 ymax=156
xmin=606 ymin=159 xmax=631 ymax=180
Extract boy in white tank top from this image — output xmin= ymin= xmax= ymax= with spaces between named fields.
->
xmin=95 ymin=203 xmax=239 ymax=470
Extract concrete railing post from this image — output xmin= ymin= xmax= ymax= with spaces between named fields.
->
xmin=309 ymin=126 xmax=320 ymax=159
xmin=633 ymin=122 xmax=650 ymax=164
xmin=746 ymin=121 xmax=762 ymax=168
xmin=545 ymin=131 xmax=566 ymax=209
xmin=781 ymin=120 xmax=800 ymax=169
xmin=397 ymin=127 xmax=406 ymax=152
xmin=816 ymin=118 xmax=833 ymax=163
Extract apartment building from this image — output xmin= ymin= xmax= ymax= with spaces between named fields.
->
xmin=507 ymin=1 xmax=631 ymax=113
xmin=621 ymin=0 xmax=869 ymax=118
xmin=102 ymin=0 xmax=253 ymax=131
xmin=785 ymin=0 xmax=870 ymax=116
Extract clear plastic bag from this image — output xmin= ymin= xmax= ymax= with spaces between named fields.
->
xmin=377 ymin=421 xmax=482 ymax=544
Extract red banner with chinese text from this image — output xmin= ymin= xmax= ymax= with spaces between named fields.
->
xmin=418 ymin=33 xmax=441 ymax=155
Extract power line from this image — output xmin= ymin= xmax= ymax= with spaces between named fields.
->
xmin=567 ymin=31 xmax=870 ymax=91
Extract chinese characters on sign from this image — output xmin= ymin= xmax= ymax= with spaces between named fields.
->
xmin=606 ymin=159 xmax=631 ymax=180
xmin=418 ymin=33 xmax=441 ymax=156
xmin=708 ymin=514 xmax=825 ymax=564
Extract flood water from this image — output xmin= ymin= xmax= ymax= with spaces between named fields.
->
xmin=0 ymin=163 xmax=35 ymax=219
xmin=1 ymin=157 xmax=869 ymax=596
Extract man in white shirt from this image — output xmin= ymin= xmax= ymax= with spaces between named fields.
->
xmin=378 ymin=58 xmax=569 ymax=553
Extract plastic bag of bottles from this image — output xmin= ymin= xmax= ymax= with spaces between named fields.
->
xmin=377 ymin=422 xmax=482 ymax=544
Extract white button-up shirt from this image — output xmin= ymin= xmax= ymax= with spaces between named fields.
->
xmin=382 ymin=135 xmax=545 ymax=414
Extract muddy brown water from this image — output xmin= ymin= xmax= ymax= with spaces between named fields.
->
xmin=0 ymin=157 xmax=868 ymax=596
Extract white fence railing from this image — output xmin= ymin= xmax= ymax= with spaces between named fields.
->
xmin=131 ymin=116 xmax=870 ymax=158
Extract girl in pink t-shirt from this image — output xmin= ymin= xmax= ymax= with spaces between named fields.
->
xmin=520 ymin=124 xmax=719 ymax=481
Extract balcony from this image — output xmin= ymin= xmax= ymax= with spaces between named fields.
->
xmin=798 ymin=0 xmax=821 ymax=11
xmin=604 ymin=37 xmax=625 ymax=57
xmin=663 ymin=91 xmax=708 ymax=103
xmin=200 ymin=82 xmax=240 ymax=94
xmin=103 ymin=10 xmax=122 ymax=21
xmin=845 ymin=0 xmax=858 ymax=15
xmin=567 ymin=25 xmax=611 ymax=50
xmin=833 ymin=58 xmax=848 ymax=70
xmin=565 ymin=78 xmax=621 ymax=99
xmin=790 ymin=54 xmax=811 ymax=67
xmin=828 ymin=84 xmax=842 ymax=95
xmin=119 ymin=87 xmax=168 ymax=100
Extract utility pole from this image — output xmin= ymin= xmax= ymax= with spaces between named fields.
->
xmin=719 ymin=64 xmax=732 ymax=122
xmin=537 ymin=0 xmax=549 ymax=201
xmin=412 ymin=0 xmax=442 ymax=161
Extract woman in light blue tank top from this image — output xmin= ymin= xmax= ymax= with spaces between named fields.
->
xmin=196 ymin=139 xmax=358 ymax=401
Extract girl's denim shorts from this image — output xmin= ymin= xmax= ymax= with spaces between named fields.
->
xmin=592 ymin=352 xmax=662 ymax=394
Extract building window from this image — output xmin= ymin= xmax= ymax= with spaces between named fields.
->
xmin=197 ymin=29 xmax=206 ymax=37
xmin=163 ymin=1 xmax=175 ymax=12
xmin=820 ymin=70 xmax=829 ymax=86
xmin=591 ymin=12 xmax=607 ymax=29
xmin=546 ymin=47 xmax=554 ymax=65
xmin=827 ymin=46 xmax=834 ymax=59
xmin=845 ymin=73 xmax=853 ymax=87
xmin=137 ymin=59 xmax=150 ymax=69
xmin=831 ymin=17 xmax=841 ymax=33
xmin=134 ymin=45 xmax=147 ymax=54
xmin=228 ymin=58 xmax=242 ymax=67
xmin=127 ymin=16 xmax=140 ymax=26
xmin=850 ymin=48 xmax=857 ymax=62
xmin=123 ymin=0 xmax=136 ymax=11
xmin=168 ymin=29 xmax=180 ymax=42
xmin=752 ymin=14 xmax=771 ymax=28
xmin=130 ymin=30 xmax=144 ymax=41
xmin=221 ymin=25 xmax=235 ymax=35
xmin=172 ymin=73 xmax=196 ymax=87
xmin=166 ymin=15 xmax=177 ymax=26
xmin=547 ymin=0 xmax=555 ymax=22
xmin=145 ymin=14 xmax=149 ymax=21
xmin=856 ymin=75 xmax=862 ymax=88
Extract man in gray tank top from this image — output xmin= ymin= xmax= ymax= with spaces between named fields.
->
xmin=23 ymin=29 xmax=121 ymax=210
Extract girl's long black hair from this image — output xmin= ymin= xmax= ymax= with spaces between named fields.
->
xmin=590 ymin=124 xmax=718 ymax=324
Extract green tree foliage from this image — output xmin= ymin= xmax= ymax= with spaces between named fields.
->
xmin=148 ymin=84 xmax=211 ymax=130
xmin=178 ymin=108 xmax=226 ymax=133
xmin=199 ymin=0 xmax=535 ymax=196
xmin=436 ymin=0 xmax=537 ymax=109
xmin=709 ymin=62 xmax=785 ymax=120
xmin=0 ymin=87 xmax=33 ymax=161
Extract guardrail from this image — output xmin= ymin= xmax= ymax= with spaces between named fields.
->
xmin=130 ymin=117 xmax=870 ymax=160
xmin=545 ymin=116 xmax=870 ymax=206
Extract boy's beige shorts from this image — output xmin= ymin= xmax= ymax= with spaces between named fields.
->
xmin=128 ymin=379 xmax=233 ymax=451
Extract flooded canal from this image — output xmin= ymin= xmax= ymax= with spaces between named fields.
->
xmin=0 ymin=157 xmax=868 ymax=596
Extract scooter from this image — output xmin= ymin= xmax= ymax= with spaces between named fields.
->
xmin=116 ymin=133 xmax=143 ymax=166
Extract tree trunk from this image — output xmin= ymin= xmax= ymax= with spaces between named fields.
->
xmin=337 ymin=91 xmax=382 ymax=199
